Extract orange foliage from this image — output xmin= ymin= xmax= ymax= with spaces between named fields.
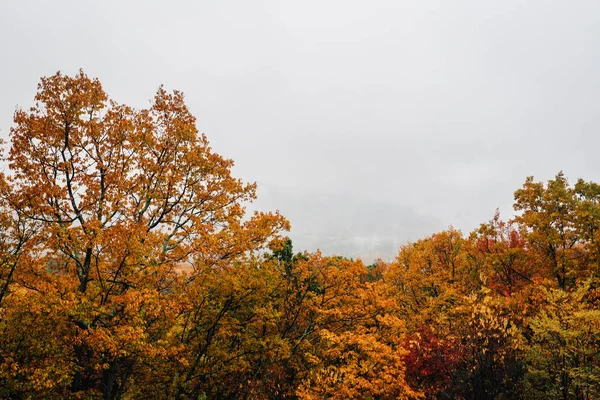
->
xmin=1 ymin=71 xmax=600 ymax=399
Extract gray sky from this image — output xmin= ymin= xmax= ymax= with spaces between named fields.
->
xmin=1 ymin=0 xmax=599 ymax=261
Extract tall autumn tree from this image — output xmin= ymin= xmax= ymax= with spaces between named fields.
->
xmin=0 ymin=70 xmax=288 ymax=399
xmin=514 ymin=173 xmax=581 ymax=289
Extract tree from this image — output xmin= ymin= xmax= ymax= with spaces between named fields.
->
xmin=1 ymin=70 xmax=288 ymax=398
xmin=291 ymin=254 xmax=419 ymax=399
xmin=471 ymin=210 xmax=532 ymax=296
xmin=514 ymin=173 xmax=581 ymax=289
xmin=523 ymin=279 xmax=600 ymax=399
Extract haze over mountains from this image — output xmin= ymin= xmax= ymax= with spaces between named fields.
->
xmin=2 ymin=1 xmax=599 ymax=260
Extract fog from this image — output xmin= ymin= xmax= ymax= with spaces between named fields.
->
xmin=2 ymin=0 xmax=599 ymax=261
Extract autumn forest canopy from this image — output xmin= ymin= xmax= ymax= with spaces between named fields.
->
xmin=0 ymin=71 xmax=599 ymax=399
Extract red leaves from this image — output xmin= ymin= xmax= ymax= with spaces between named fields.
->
xmin=402 ymin=326 xmax=462 ymax=396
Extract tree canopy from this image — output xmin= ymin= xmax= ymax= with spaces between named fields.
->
xmin=0 ymin=71 xmax=599 ymax=399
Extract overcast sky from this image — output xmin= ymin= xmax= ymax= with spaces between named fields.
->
xmin=1 ymin=1 xmax=599 ymax=261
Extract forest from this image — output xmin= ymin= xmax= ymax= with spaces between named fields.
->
xmin=0 ymin=71 xmax=598 ymax=400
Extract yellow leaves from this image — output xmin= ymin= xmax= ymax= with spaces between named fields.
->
xmin=522 ymin=278 xmax=600 ymax=397
xmin=288 ymin=254 xmax=422 ymax=399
